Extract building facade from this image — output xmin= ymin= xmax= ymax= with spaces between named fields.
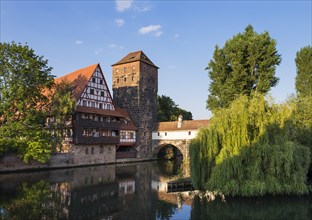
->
xmin=111 ymin=51 xmax=158 ymax=159
xmin=47 ymin=63 xmax=138 ymax=164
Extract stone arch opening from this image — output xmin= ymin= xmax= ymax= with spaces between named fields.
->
xmin=156 ymin=144 xmax=183 ymax=160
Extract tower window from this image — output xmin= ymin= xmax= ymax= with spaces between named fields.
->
xmin=132 ymin=76 xmax=134 ymax=81
xmin=117 ymin=78 xmax=119 ymax=83
xmin=124 ymin=77 xmax=127 ymax=82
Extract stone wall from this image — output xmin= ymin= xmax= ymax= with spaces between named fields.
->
xmin=0 ymin=144 xmax=116 ymax=172
xmin=72 ymin=144 xmax=116 ymax=165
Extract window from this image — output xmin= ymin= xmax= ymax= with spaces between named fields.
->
xmin=158 ymin=132 xmax=160 ymax=136
xmin=83 ymin=100 xmax=87 ymax=106
xmin=117 ymin=78 xmax=119 ymax=83
xmin=124 ymin=77 xmax=127 ymax=82
xmin=100 ymin=146 xmax=103 ymax=154
xmin=92 ymin=78 xmax=96 ymax=83
xmin=99 ymin=79 xmax=103 ymax=84
xmin=86 ymin=148 xmax=89 ymax=154
xmin=91 ymin=102 xmax=95 ymax=108
xmin=188 ymin=131 xmax=192 ymax=135
xmin=130 ymin=132 xmax=134 ymax=139
xmin=91 ymin=147 xmax=94 ymax=154
xmin=90 ymin=89 xmax=94 ymax=95
xmin=99 ymin=103 xmax=103 ymax=109
xmin=132 ymin=76 xmax=134 ymax=81
xmin=101 ymin=91 xmax=105 ymax=97
xmin=165 ymin=132 xmax=167 ymax=136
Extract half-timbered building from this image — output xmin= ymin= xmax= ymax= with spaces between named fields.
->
xmin=48 ymin=63 xmax=137 ymax=164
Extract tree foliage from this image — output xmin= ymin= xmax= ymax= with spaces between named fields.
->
xmin=157 ymin=95 xmax=192 ymax=121
xmin=190 ymin=94 xmax=311 ymax=196
xmin=206 ymin=25 xmax=281 ymax=112
xmin=0 ymin=42 xmax=75 ymax=162
xmin=295 ymin=45 xmax=312 ymax=97
xmin=294 ymin=46 xmax=312 ymax=175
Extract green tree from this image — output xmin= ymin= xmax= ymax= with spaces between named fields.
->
xmin=157 ymin=95 xmax=192 ymax=121
xmin=206 ymin=25 xmax=281 ymax=112
xmin=294 ymin=46 xmax=312 ymax=176
xmin=0 ymin=42 xmax=54 ymax=162
xmin=190 ymin=95 xmax=311 ymax=195
xmin=295 ymin=46 xmax=312 ymax=97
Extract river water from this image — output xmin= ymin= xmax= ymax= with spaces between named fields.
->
xmin=1 ymin=160 xmax=311 ymax=220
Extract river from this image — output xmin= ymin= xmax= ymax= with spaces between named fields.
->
xmin=1 ymin=160 xmax=311 ymax=220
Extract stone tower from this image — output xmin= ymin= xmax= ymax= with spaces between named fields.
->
xmin=112 ymin=51 xmax=158 ymax=159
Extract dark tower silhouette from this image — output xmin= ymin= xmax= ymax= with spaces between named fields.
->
xmin=112 ymin=51 xmax=158 ymax=158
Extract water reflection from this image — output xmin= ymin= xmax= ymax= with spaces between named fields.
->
xmin=1 ymin=160 xmax=311 ymax=220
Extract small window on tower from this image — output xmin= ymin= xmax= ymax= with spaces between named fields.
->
xmin=132 ymin=76 xmax=134 ymax=81
xmin=124 ymin=77 xmax=127 ymax=82
xmin=117 ymin=78 xmax=119 ymax=83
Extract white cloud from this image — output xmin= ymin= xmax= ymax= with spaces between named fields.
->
xmin=116 ymin=0 xmax=133 ymax=12
xmin=94 ymin=48 xmax=103 ymax=55
xmin=139 ymin=25 xmax=162 ymax=36
xmin=75 ymin=40 xmax=83 ymax=45
xmin=109 ymin=44 xmax=117 ymax=48
xmin=108 ymin=44 xmax=124 ymax=50
xmin=115 ymin=18 xmax=125 ymax=27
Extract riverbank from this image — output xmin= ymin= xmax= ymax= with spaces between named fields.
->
xmin=0 ymin=153 xmax=156 ymax=173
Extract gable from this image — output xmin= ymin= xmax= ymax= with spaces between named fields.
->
xmin=77 ymin=66 xmax=115 ymax=111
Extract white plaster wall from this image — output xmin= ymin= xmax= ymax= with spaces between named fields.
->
xmin=152 ymin=130 xmax=198 ymax=140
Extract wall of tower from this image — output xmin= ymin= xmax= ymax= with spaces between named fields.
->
xmin=112 ymin=60 xmax=158 ymax=159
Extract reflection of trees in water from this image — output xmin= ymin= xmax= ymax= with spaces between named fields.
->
xmin=156 ymin=199 xmax=178 ymax=220
xmin=191 ymin=195 xmax=312 ymax=220
xmin=3 ymin=180 xmax=70 ymax=220
xmin=157 ymin=157 xmax=183 ymax=177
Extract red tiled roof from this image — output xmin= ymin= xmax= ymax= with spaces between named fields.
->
xmin=116 ymin=108 xmax=138 ymax=130
xmin=154 ymin=120 xmax=210 ymax=131
xmin=111 ymin=50 xmax=158 ymax=68
xmin=55 ymin=64 xmax=98 ymax=100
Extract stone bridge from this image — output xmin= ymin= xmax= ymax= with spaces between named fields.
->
xmin=152 ymin=119 xmax=210 ymax=161
xmin=151 ymin=139 xmax=192 ymax=161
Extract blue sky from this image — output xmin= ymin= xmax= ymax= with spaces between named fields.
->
xmin=1 ymin=0 xmax=311 ymax=119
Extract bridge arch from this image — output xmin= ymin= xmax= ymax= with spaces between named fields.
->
xmin=152 ymin=139 xmax=191 ymax=161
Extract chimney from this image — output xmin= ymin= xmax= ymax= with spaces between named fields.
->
xmin=177 ymin=115 xmax=183 ymax=128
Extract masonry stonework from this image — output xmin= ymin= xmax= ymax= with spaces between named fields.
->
xmin=112 ymin=51 xmax=158 ymax=159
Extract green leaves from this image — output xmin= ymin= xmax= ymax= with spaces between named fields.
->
xmin=206 ymin=25 xmax=281 ymax=112
xmin=295 ymin=46 xmax=312 ymax=97
xmin=190 ymin=94 xmax=311 ymax=196
xmin=0 ymin=42 xmax=55 ymax=163
xmin=157 ymin=95 xmax=193 ymax=121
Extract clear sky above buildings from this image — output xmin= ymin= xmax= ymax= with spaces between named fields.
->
xmin=1 ymin=0 xmax=311 ymax=119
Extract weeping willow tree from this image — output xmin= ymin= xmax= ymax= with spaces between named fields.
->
xmin=190 ymin=94 xmax=311 ymax=195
